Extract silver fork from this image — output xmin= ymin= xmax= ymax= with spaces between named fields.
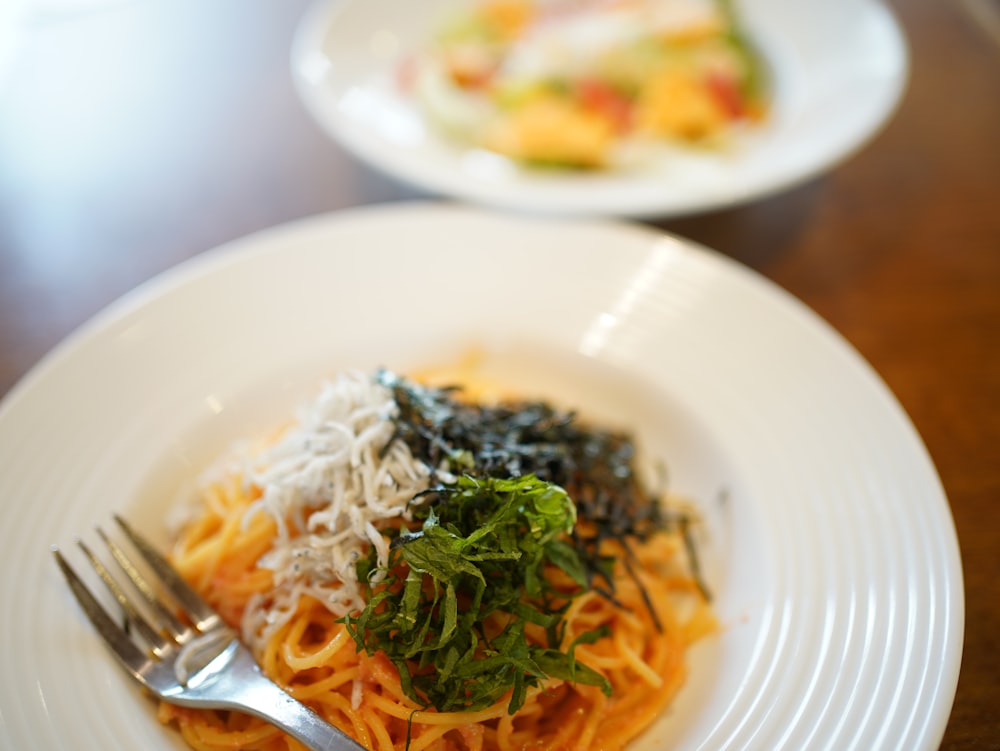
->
xmin=52 ymin=514 xmax=367 ymax=751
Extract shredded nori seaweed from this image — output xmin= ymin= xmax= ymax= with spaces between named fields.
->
xmin=377 ymin=369 xmax=708 ymax=624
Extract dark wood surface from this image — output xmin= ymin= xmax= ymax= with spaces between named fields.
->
xmin=1 ymin=0 xmax=997 ymax=747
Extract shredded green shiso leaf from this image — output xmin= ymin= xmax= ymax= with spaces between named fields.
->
xmin=344 ymin=474 xmax=611 ymax=714
xmin=343 ymin=371 xmax=704 ymax=715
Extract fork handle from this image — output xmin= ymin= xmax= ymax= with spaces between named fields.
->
xmin=239 ymin=679 xmax=367 ymax=751
xmin=240 ymin=681 xmax=367 ymax=751
xmin=190 ymin=646 xmax=368 ymax=751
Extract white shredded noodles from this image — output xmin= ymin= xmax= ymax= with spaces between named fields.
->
xmin=237 ymin=371 xmax=431 ymax=650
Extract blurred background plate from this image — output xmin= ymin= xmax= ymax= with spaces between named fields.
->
xmin=291 ymin=0 xmax=908 ymax=218
xmin=0 ymin=204 xmax=961 ymax=750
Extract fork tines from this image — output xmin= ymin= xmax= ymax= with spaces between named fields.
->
xmin=53 ymin=516 xmax=368 ymax=751
xmin=52 ymin=515 xmax=218 ymax=661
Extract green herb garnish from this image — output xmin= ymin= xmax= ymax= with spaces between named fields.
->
xmin=377 ymin=370 xmax=705 ymax=613
xmin=343 ymin=474 xmax=612 ymax=713
xmin=343 ymin=371 xmax=708 ymax=722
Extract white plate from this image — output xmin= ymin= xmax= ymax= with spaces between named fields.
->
xmin=291 ymin=0 xmax=908 ymax=218
xmin=0 ymin=204 xmax=960 ymax=750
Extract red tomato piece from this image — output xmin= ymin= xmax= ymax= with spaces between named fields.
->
xmin=705 ymin=72 xmax=745 ymax=119
xmin=575 ymin=78 xmax=633 ymax=132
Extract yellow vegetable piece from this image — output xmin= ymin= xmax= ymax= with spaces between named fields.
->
xmin=484 ymin=98 xmax=616 ymax=167
xmin=479 ymin=0 xmax=533 ymax=38
xmin=635 ymin=69 xmax=727 ymax=141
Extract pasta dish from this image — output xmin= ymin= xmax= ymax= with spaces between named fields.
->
xmin=160 ymin=369 xmax=714 ymax=750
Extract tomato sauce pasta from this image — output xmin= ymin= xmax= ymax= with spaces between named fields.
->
xmin=158 ymin=371 xmax=714 ymax=751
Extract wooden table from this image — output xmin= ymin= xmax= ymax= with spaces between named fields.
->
xmin=1 ymin=0 xmax=996 ymax=747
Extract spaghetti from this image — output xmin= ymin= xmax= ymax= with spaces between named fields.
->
xmin=160 ymin=370 xmax=714 ymax=751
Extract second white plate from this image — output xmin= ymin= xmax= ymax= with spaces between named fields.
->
xmin=292 ymin=0 xmax=908 ymax=218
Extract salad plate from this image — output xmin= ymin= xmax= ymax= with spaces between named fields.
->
xmin=292 ymin=0 xmax=908 ymax=218
xmin=0 ymin=203 xmax=961 ymax=750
